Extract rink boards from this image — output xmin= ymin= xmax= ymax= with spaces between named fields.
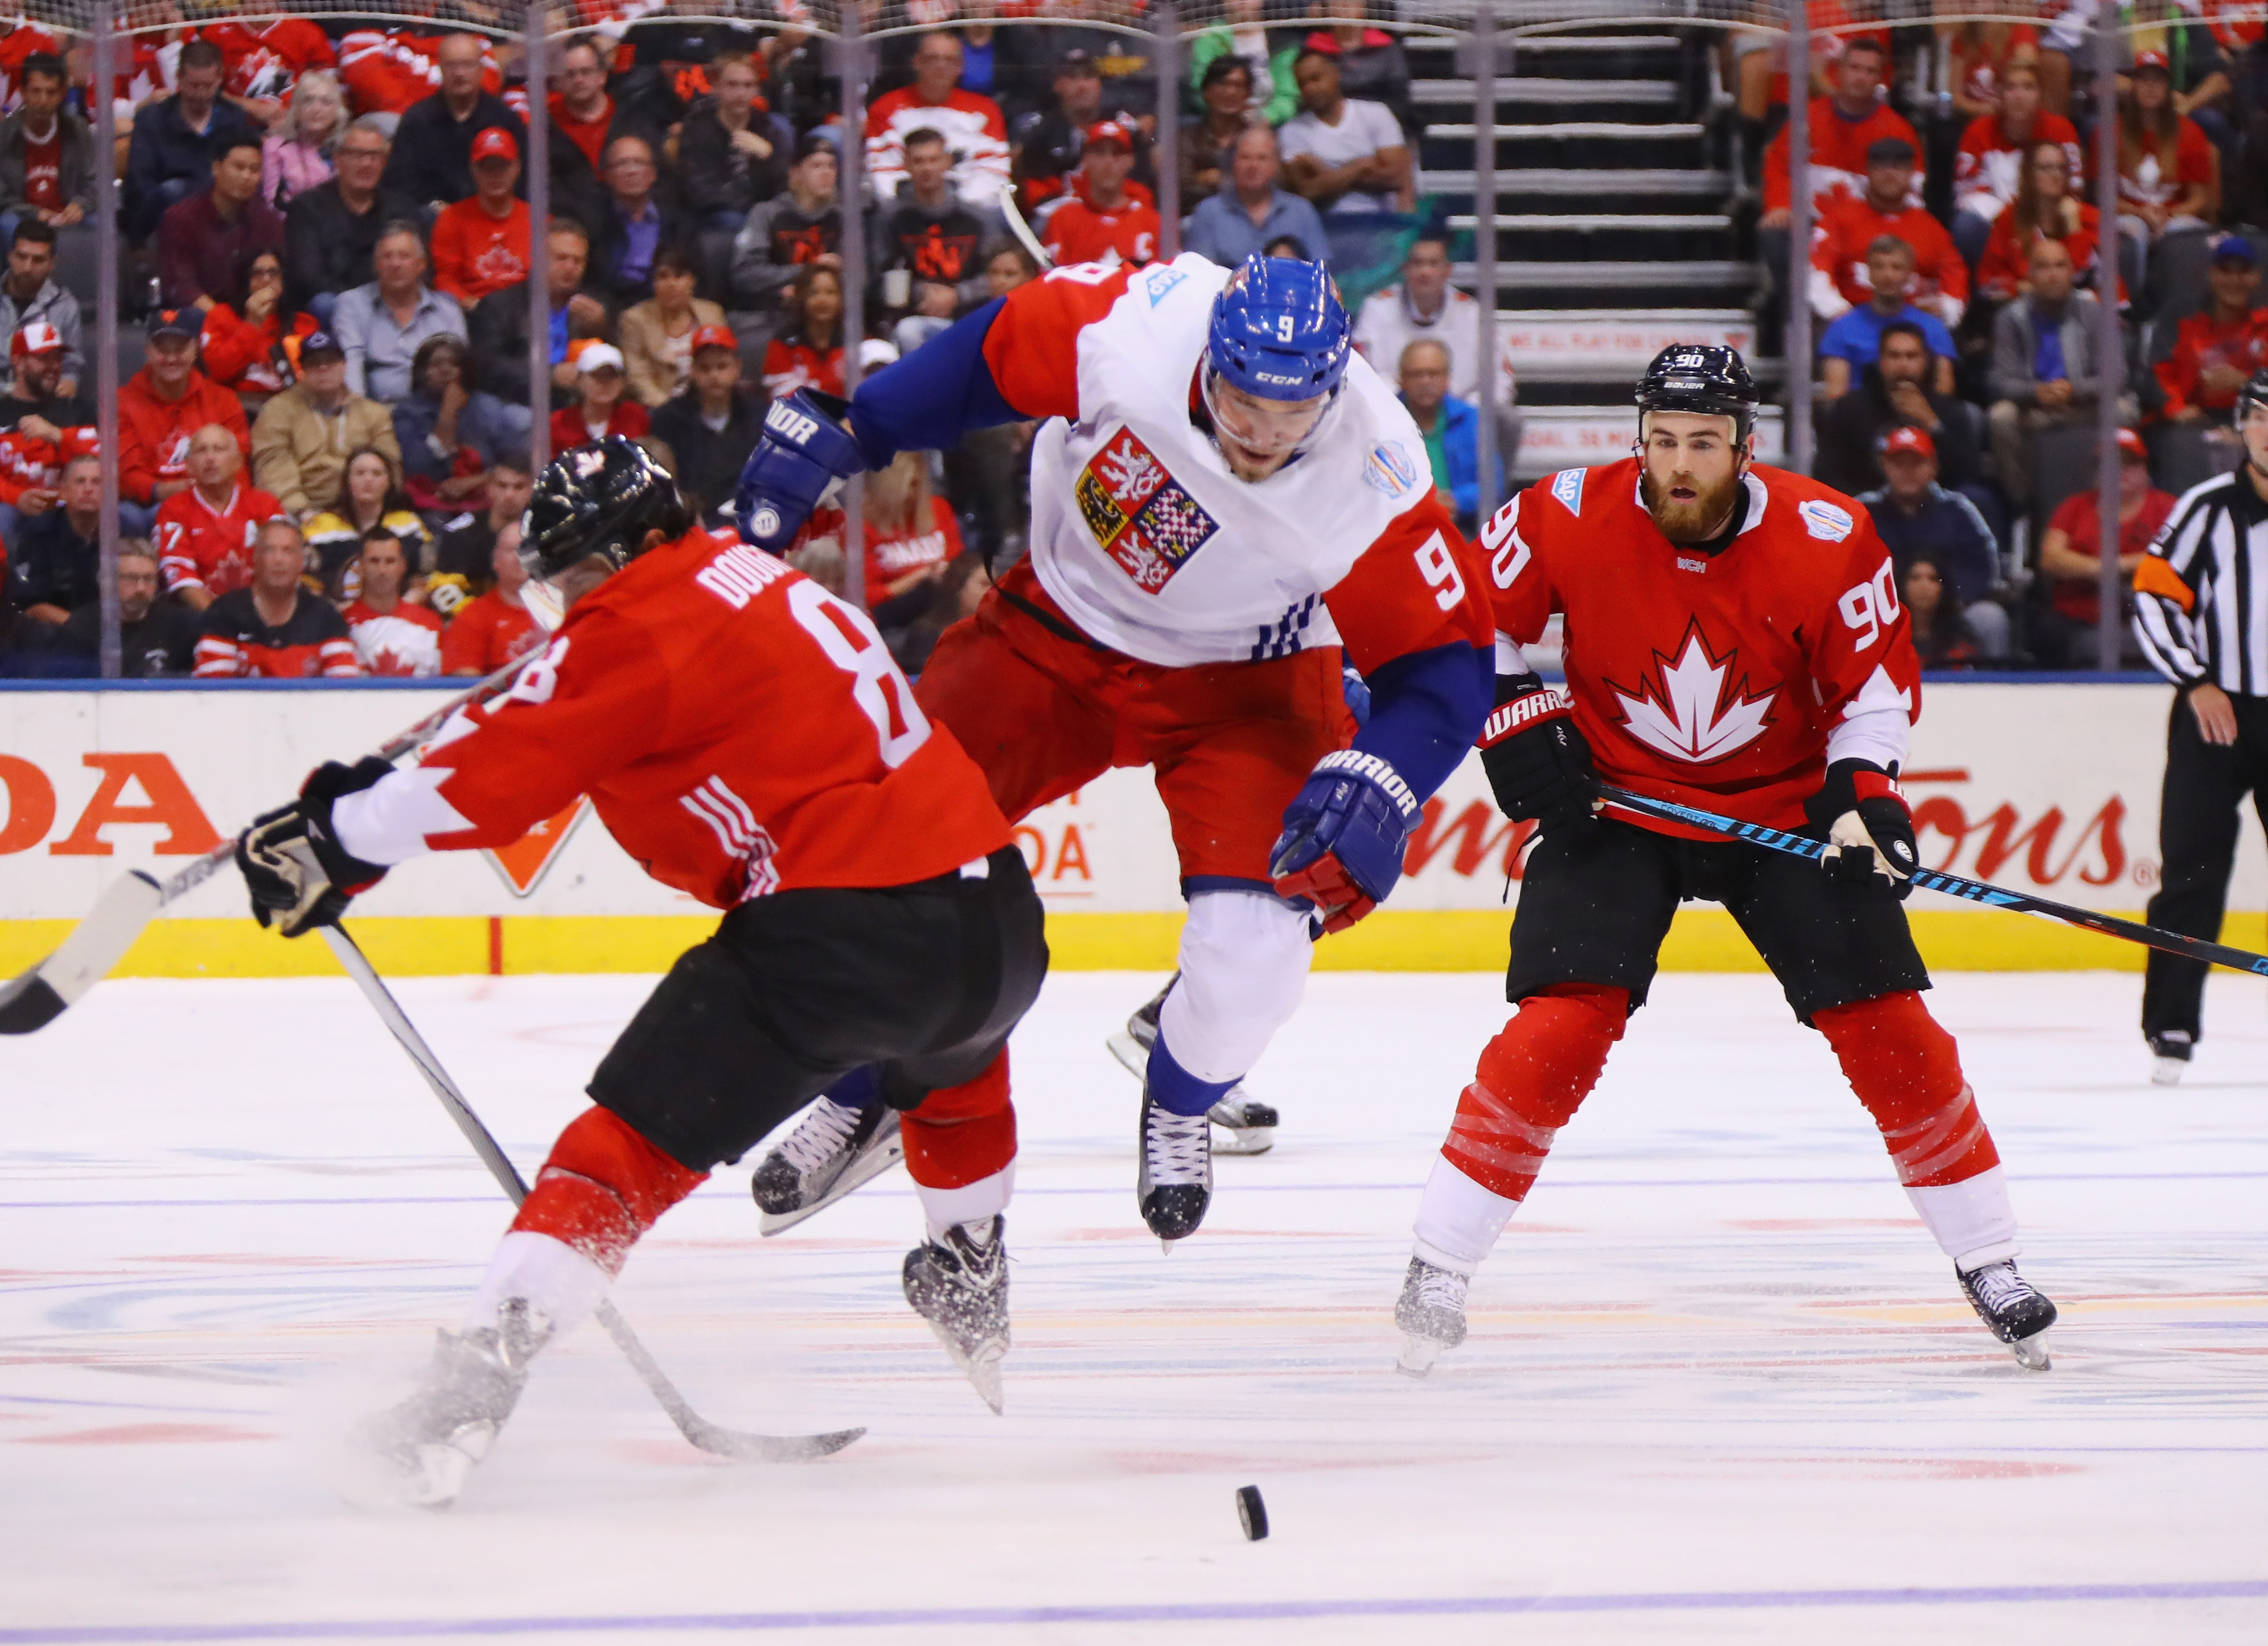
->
xmin=0 ymin=677 xmax=2248 ymax=977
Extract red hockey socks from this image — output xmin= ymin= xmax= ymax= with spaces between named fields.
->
xmin=1443 ymin=984 xmax=1628 ymax=1200
xmin=902 ymin=1051 xmax=1018 ymax=1241
xmin=1814 ymin=991 xmax=1999 ymax=1188
xmin=511 ymin=1106 xmax=710 ymax=1276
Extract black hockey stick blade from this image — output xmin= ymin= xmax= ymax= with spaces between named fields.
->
xmin=318 ymin=925 xmax=864 ymax=1464
xmin=0 ymin=869 xmax=166 ymax=1034
xmin=1598 ymin=784 xmax=2268 ymax=978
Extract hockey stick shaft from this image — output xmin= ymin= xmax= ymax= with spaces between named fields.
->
xmin=318 ymin=924 xmax=861 ymax=1463
xmin=1597 ymin=784 xmax=2268 ymax=978
xmin=0 ymin=655 xmax=541 ymax=1036
xmin=997 ymin=182 xmax=1055 ymax=270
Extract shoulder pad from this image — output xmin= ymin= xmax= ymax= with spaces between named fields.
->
xmin=1547 ymin=466 xmax=1585 ymax=516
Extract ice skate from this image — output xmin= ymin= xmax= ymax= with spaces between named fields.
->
xmin=357 ymin=1299 xmax=550 ymax=1508
xmin=753 ymin=1096 xmax=903 ymax=1234
xmin=1394 ymin=1257 xmax=1469 ymax=1377
xmin=1959 ymin=1260 xmax=2057 ymax=1370
xmin=902 ymin=1215 xmax=1010 ymax=1413
xmin=1108 ymin=977 xmax=1279 ymax=1155
xmin=2148 ymin=1031 xmax=2193 ymax=1087
xmin=1138 ymin=1089 xmax=1213 ymax=1246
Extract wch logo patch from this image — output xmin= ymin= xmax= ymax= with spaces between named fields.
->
xmin=1075 ymin=427 xmax=1220 ymax=592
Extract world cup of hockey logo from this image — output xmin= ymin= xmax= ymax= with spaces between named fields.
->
xmin=1605 ymin=622 xmax=1779 ymax=765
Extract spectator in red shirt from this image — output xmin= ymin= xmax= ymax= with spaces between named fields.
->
xmin=762 ymin=262 xmax=845 ymax=399
xmin=1977 ymin=139 xmax=2113 ymax=304
xmin=431 ymin=126 xmax=529 ymax=308
xmin=158 ymin=133 xmax=285 ymax=315
xmin=1950 ymin=60 xmax=2082 ymax=269
xmin=2035 ymin=427 xmax=2174 ymax=667
xmin=1809 ymin=136 xmax=1968 ymax=330
xmin=343 ymin=525 xmax=444 ymax=677
xmin=2119 ymin=53 xmax=2217 ymax=252
xmin=439 ymin=529 xmax=545 ymax=676
xmin=2156 ymin=236 xmax=2268 ymax=431
xmin=549 ymin=343 xmax=650 ymax=451
xmin=118 ymin=308 xmax=251 ymax=536
xmin=1040 ymin=120 xmax=1161 ymax=269
xmin=198 ymin=249 xmax=318 ymax=410
xmin=154 ymin=421 xmax=282 ymax=611
xmin=1762 ymin=37 xmax=1920 ymax=224
xmin=192 ymin=516 xmax=360 ymax=679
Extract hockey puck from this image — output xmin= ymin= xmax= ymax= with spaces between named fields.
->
xmin=1235 ymin=1484 xmax=1268 ymax=1541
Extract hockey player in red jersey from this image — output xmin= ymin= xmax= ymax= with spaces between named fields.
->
xmin=733 ymin=254 xmax=1495 ymax=1246
xmin=1393 ymin=347 xmax=2058 ymax=1375
xmin=234 ymin=441 xmax=1047 ymax=1501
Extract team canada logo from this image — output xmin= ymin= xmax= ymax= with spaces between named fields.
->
xmin=1605 ymin=622 xmax=1779 ymax=765
xmin=1075 ymin=426 xmax=1219 ymax=591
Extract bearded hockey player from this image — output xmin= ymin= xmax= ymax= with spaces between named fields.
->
xmin=235 ymin=441 xmax=1047 ymax=1501
xmin=1394 ymin=347 xmax=2057 ymax=1375
xmin=735 ymin=253 xmax=1495 ymax=1245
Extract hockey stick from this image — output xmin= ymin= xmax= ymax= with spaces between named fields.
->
xmin=997 ymin=182 xmax=1055 ymax=271
xmin=318 ymin=923 xmax=865 ymax=1464
xmin=1597 ymin=784 xmax=2268 ymax=979
xmin=0 ymin=654 xmax=540 ymax=1036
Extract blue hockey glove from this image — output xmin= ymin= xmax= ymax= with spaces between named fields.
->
xmin=1268 ymin=750 xmax=1421 ymax=933
xmin=236 ymin=757 xmax=393 ymax=937
xmin=734 ymin=389 xmax=868 ymax=553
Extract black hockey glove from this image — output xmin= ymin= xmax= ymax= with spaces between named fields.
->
xmin=1477 ymin=674 xmax=1600 ymax=840
xmin=1806 ymin=758 xmax=1918 ymax=896
xmin=236 ymin=757 xmax=395 ymax=938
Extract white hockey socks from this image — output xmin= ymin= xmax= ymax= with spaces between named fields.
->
xmin=463 ymin=1230 xmax=612 ymax=1339
xmin=917 ymin=1162 xmax=1014 ymax=1245
xmin=1906 ymin=1166 xmax=2021 ymax=1273
xmin=1411 ymin=1154 xmax=1523 ymax=1277
xmin=1156 ymin=889 xmax=1314 ymax=1083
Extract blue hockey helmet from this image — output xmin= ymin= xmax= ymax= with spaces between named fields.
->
xmin=1206 ymin=254 xmax=1351 ymax=402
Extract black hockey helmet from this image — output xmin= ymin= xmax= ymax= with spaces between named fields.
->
xmin=521 ymin=437 xmax=697 ymax=582
xmin=2237 ymin=366 xmax=2268 ymax=428
xmin=1635 ymin=344 xmax=1758 ymax=445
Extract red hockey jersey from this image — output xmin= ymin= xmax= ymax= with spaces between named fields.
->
xmin=1482 ymin=458 xmax=1921 ymax=834
xmin=1763 ymin=96 xmax=1924 ymax=215
xmin=339 ymin=532 xmax=1011 ymax=907
xmin=199 ymin=19 xmax=335 ymax=105
xmin=0 ymin=422 xmax=96 ymax=508
xmin=155 ymin=481 xmax=284 ymax=599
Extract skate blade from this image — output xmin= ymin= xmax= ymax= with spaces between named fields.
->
xmin=2151 ymin=1057 xmax=2187 ymax=1087
xmin=758 ymin=1133 xmax=906 ymax=1236
xmin=1106 ymin=1026 xmax=1148 ymax=1081
xmin=918 ymin=1316 xmax=1007 ymax=1414
xmin=1396 ymin=1334 xmax=1444 ymax=1378
xmin=1210 ymin=1124 xmax=1275 ymax=1156
xmin=2011 ymin=1333 xmax=2052 ymax=1371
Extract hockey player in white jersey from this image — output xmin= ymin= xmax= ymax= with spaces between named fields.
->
xmin=734 ymin=252 xmax=1496 ymax=1242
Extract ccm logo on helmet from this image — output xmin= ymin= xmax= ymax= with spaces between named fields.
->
xmin=765 ymin=402 xmax=820 ymax=444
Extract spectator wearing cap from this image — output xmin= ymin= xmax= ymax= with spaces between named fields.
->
xmin=1039 ymin=122 xmax=1160 ymax=269
xmin=383 ymin=32 xmax=527 ymax=213
xmin=619 ymin=244 xmax=728 ymax=408
xmin=1184 ymin=125 xmax=1330 ymax=270
xmin=393 ymin=335 xmax=515 ymax=511
xmin=651 ymin=324 xmax=764 ymax=522
xmin=152 ymin=422 xmax=283 ymax=611
xmin=1818 ymin=237 xmax=1959 ymax=400
xmin=197 ymin=249 xmax=319 ymax=413
xmin=2157 ymin=236 xmax=2268 ymax=428
xmin=430 ymin=127 xmax=532 ymax=309
xmin=1858 ymin=425 xmax=2010 ymax=660
xmin=157 ymin=133 xmax=286 ymax=314
xmin=1280 ymin=48 xmax=1413 ymax=216
xmin=874 ymin=127 xmax=998 ymax=323
xmin=250 ymin=327 xmax=400 ymax=520
xmin=545 ymin=36 xmax=658 ymax=240
xmin=0 ymin=52 xmax=93 ymax=252
xmin=675 ymin=51 xmax=788 ymax=235
xmin=118 ymin=308 xmax=250 ymax=537
xmin=730 ymin=134 xmax=843 ymax=315
xmin=1042 ymin=17 xmax=1159 ymax=125
xmin=1816 ymin=318 xmax=1992 ymax=509
xmin=332 ymin=221 xmax=467 ymax=406
xmin=1010 ymin=46 xmax=1151 ymax=213
xmin=467 ymin=217 xmax=610 ymax=407
xmin=284 ymin=117 xmax=417 ymax=326
xmin=0 ymin=219 xmax=79 ymax=397
xmin=124 ymin=38 xmax=257 ymax=243
xmin=550 ymin=343 xmax=650 ymax=451
xmin=1303 ymin=0 xmax=1412 ymax=131
xmin=55 ymin=540 xmax=200 ymax=678
xmin=866 ymin=32 xmax=1011 ymax=203
xmin=1809 ymin=138 xmax=1967 ymax=330
xmin=0 ymin=320 xmax=90 ymax=436
xmin=588 ymin=132 xmax=692 ymax=308
xmin=2032 ymin=426 xmax=2172 ymax=668
xmin=192 ymin=516 xmax=361 ymax=680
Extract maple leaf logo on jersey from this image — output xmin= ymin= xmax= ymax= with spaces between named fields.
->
xmin=1605 ymin=622 xmax=1779 ymax=765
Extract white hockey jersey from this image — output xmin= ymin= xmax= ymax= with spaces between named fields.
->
xmin=979 ymin=254 xmax=1489 ymax=672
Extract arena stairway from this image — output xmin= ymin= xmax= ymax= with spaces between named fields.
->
xmin=1404 ymin=23 xmax=1777 ymax=479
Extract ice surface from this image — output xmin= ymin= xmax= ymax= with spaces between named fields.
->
xmin=2 ymin=968 xmax=2266 ymax=1643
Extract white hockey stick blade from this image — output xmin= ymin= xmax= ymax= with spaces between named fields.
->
xmin=0 ymin=871 xmax=165 ymax=1034
xmin=758 ymin=1129 xmax=906 ymax=1236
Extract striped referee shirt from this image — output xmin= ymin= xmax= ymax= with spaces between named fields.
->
xmin=2135 ymin=469 xmax=2268 ymax=692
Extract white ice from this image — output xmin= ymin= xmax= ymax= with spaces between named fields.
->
xmin=3 ymin=969 xmax=2266 ymax=1644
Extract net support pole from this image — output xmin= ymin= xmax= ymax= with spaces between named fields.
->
xmin=92 ymin=0 xmax=120 ymax=680
xmin=2093 ymin=0 xmax=2124 ymax=672
xmin=525 ymin=4 xmax=551 ymax=471
xmin=1785 ymin=0 xmax=1812 ymax=475
xmin=1156 ymin=0 xmax=1180 ymax=258
xmin=838 ymin=2 xmax=867 ymax=610
xmin=1473 ymin=2 xmax=1499 ymax=521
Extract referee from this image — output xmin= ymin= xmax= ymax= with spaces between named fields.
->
xmin=2133 ymin=369 xmax=2268 ymax=1084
